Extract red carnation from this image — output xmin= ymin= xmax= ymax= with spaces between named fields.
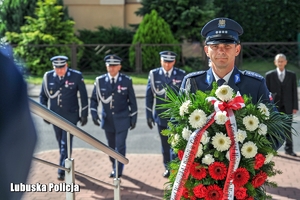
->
xmin=182 ymin=187 xmax=189 ymax=198
xmin=254 ymin=153 xmax=266 ymax=169
xmin=234 ymin=187 xmax=247 ymax=199
xmin=208 ymin=162 xmax=228 ymax=180
xmin=232 ymin=168 xmax=250 ymax=187
xmin=205 ymin=184 xmax=223 ymax=200
xmin=193 ymin=184 xmax=207 ymax=198
xmin=190 ymin=162 xmax=207 ymax=180
xmin=251 ymin=171 xmax=268 ymax=188
xmin=245 ymin=197 xmax=254 ymax=200
xmin=178 ymin=150 xmax=184 ymax=160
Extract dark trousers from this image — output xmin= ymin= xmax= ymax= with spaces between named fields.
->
xmin=157 ymin=125 xmax=175 ymax=170
xmin=53 ymin=125 xmax=74 ymax=175
xmin=105 ymin=129 xmax=128 ymax=175
xmin=279 ymin=107 xmax=294 ymax=152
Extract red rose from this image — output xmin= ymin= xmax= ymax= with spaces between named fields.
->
xmin=190 ymin=162 xmax=207 ymax=180
xmin=182 ymin=187 xmax=189 ymax=198
xmin=208 ymin=162 xmax=228 ymax=180
xmin=254 ymin=153 xmax=266 ymax=169
xmin=234 ymin=187 xmax=247 ymax=199
xmin=251 ymin=171 xmax=267 ymax=188
xmin=193 ymin=184 xmax=207 ymax=198
xmin=205 ymin=184 xmax=223 ymax=200
xmin=232 ymin=167 xmax=250 ymax=187
xmin=178 ymin=150 xmax=184 ymax=160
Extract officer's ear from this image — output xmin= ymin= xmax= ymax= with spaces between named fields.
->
xmin=235 ymin=44 xmax=241 ymax=56
xmin=204 ymin=45 xmax=209 ymax=57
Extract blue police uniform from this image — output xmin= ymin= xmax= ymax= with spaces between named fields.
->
xmin=145 ymin=51 xmax=186 ymax=177
xmin=90 ymin=55 xmax=138 ymax=178
xmin=40 ymin=56 xmax=89 ymax=180
xmin=180 ymin=17 xmax=284 ymax=150
xmin=0 ymin=48 xmax=37 ymax=200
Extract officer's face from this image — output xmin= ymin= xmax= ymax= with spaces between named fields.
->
xmin=161 ymin=60 xmax=175 ymax=72
xmin=274 ymin=57 xmax=287 ymax=71
xmin=54 ymin=64 xmax=67 ymax=77
xmin=107 ymin=64 xmax=121 ymax=77
xmin=204 ymin=43 xmax=240 ymax=76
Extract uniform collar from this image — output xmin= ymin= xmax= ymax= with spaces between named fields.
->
xmin=162 ymin=67 xmax=173 ymax=77
xmin=211 ymin=68 xmax=234 ymax=83
xmin=107 ymin=73 xmax=119 ymax=81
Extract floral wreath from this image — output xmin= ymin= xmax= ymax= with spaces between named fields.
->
xmin=159 ymin=83 xmax=292 ymax=200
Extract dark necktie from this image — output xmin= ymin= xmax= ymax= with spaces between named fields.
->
xmin=165 ymin=72 xmax=169 ymax=81
xmin=217 ymin=78 xmax=225 ymax=86
xmin=111 ymin=77 xmax=115 ymax=88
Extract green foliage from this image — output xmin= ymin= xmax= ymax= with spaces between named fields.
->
xmin=5 ymin=0 xmax=83 ymax=76
xmin=129 ymin=10 xmax=180 ymax=72
xmin=0 ymin=0 xmax=38 ymax=37
xmin=214 ymin=0 xmax=300 ymax=42
xmin=77 ymin=26 xmax=135 ymax=72
xmin=135 ymin=0 xmax=217 ymax=41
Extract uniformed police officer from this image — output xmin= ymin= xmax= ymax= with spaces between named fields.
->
xmin=146 ymin=51 xmax=186 ymax=178
xmin=40 ymin=55 xmax=89 ymax=181
xmin=180 ymin=18 xmax=285 ymax=150
xmin=90 ymin=55 xmax=138 ymax=178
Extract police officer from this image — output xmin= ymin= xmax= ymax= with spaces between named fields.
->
xmin=146 ymin=51 xmax=186 ymax=178
xmin=180 ymin=18 xmax=285 ymax=150
xmin=90 ymin=55 xmax=138 ymax=178
xmin=40 ymin=55 xmax=89 ymax=181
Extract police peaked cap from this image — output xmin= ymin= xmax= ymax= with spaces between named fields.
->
xmin=201 ymin=18 xmax=243 ymax=45
xmin=104 ymin=55 xmax=122 ymax=66
xmin=50 ymin=55 xmax=68 ymax=68
xmin=160 ymin=51 xmax=177 ymax=62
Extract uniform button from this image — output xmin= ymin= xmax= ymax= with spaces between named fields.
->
xmin=60 ymin=99 xmax=62 ymax=102
xmin=112 ymin=106 xmax=114 ymax=108
xmin=60 ymin=105 xmax=62 ymax=107
xmin=112 ymin=99 xmax=114 ymax=102
xmin=60 ymin=88 xmax=62 ymax=90
xmin=112 ymin=112 xmax=114 ymax=115
xmin=112 ymin=93 xmax=114 ymax=96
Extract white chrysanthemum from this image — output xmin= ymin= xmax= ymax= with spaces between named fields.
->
xmin=241 ymin=141 xmax=258 ymax=158
xmin=171 ymin=134 xmax=180 ymax=147
xmin=264 ymin=153 xmax=274 ymax=164
xmin=258 ymin=103 xmax=270 ymax=119
xmin=215 ymin=85 xmax=234 ymax=101
xmin=202 ymin=154 xmax=215 ymax=165
xmin=188 ymin=109 xmax=207 ymax=129
xmin=258 ymin=123 xmax=267 ymax=135
xmin=214 ymin=111 xmax=229 ymax=125
xmin=212 ymin=132 xmax=231 ymax=152
xmin=182 ymin=127 xmax=192 ymax=141
xmin=201 ymin=131 xmax=210 ymax=145
xmin=235 ymin=129 xmax=247 ymax=143
xmin=179 ymin=100 xmax=191 ymax=116
xmin=195 ymin=144 xmax=203 ymax=158
xmin=243 ymin=115 xmax=259 ymax=131
xmin=226 ymin=151 xmax=230 ymax=160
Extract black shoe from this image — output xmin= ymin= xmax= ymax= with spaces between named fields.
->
xmin=109 ymin=171 xmax=122 ymax=178
xmin=285 ymin=151 xmax=297 ymax=157
xmin=57 ymin=174 xmax=65 ymax=181
xmin=163 ymin=170 xmax=170 ymax=178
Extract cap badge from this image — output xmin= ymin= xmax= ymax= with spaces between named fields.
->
xmin=168 ymin=52 xmax=171 ymax=55
xmin=110 ymin=56 xmax=113 ymax=59
xmin=218 ymin=19 xmax=226 ymax=28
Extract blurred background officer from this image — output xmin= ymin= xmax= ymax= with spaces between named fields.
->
xmin=0 ymin=45 xmax=37 ymax=200
xmin=90 ymin=55 xmax=137 ymax=178
xmin=145 ymin=51 xmax=186 ymax=178
xmin=181 ymin=18 xmax=284 ymax=150
xmin=40 ymin=55 xmax=89 ymax=181
xmin=265 ymin=54 xmax=298 ymax=156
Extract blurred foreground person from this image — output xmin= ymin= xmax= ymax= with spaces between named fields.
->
xmin=0 ymin=46 xmax=37 ymax=199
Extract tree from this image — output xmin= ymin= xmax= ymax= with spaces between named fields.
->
xmin=0 ymin=0 xmax=38 ymax=38
xmin=129 ymin=10 xmax=180 ymax=72
xmin=214 ymin=0 xmax=300 ymax=42
xmin=135 ymin=0 xmax=217 ymax=41
xmin=5 ymin=0 xmax=83 ymax=76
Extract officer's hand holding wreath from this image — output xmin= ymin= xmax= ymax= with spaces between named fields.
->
xmin=92 ymin=115 xmax=101 ymax=126
xmin=80 ymin=116 xmax=88 ymax=126
xmin=147 ymin=118 xmax=155 ymax=129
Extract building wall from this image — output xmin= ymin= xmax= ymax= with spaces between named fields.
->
xmin=64 ymin=0 xmax=142 ymax=31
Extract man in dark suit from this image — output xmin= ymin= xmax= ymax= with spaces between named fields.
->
xmin=90 ymin=55 xmax=138 ymax=178
xmin=265 ymin=54 xmax=298 ymax=156
xmin=146 ymin=51 xmax=186 ymax=178
xmin=0 ymin=46 xmax=37 ymax=200
xmin=180 ymin=18 xmax=285 ymax=150
xmin=40 ymin=55 xmax=89 ymax=180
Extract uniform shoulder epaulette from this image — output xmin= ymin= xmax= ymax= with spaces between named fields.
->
xmin=243 ymin=70 xmax=264 ymax=80
xmin=175 ymin=67 xmax=186 ymax=74
xmin=150 ymin=68 xmax=160 ymax=73
xmin=96 ymin=74 xmax=106 ymax=80
xmin=185 ymin=71 xmax=206 ymax=78
xmin=69 ymin=68 xmax=82 ymax=75
xmin=121 ymin=73 xmax=132 ymax=80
